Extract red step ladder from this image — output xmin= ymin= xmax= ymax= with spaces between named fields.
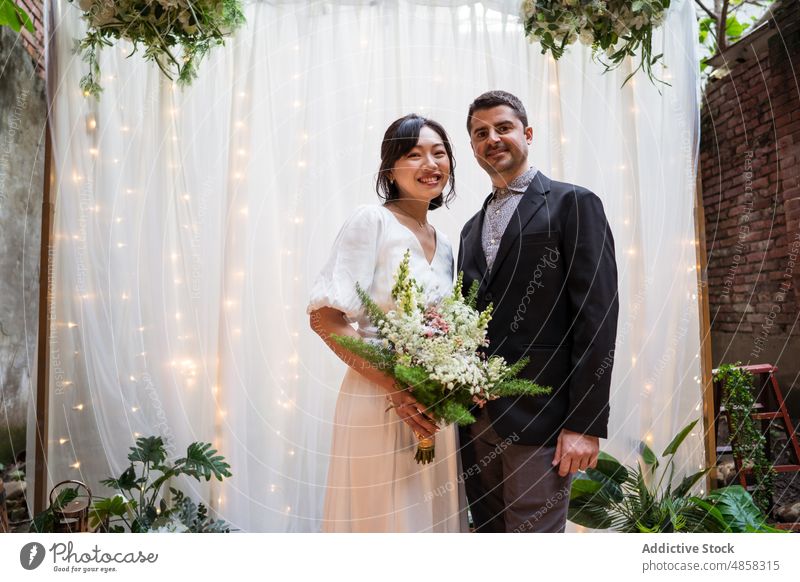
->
xmin=713 ymin=363 xmax=800 ymax=531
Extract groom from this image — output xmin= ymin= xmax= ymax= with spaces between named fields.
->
xmin=457 ymin=90 xmax=619 ymax=533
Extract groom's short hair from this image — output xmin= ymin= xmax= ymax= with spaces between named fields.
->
xmin=467 ymin=90 xmax=528 ymax=133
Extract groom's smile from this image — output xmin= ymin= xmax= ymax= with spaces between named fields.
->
xmin=487 ymin=147 xmax=509 ymax=160
xmin=468 ymin=104 xmax=533 ymax=187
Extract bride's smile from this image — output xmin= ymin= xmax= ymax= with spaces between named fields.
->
xmin=417 ymin=172 xmax=443 ymax=186
xmin=387 ymin=125 xmax=452 ymax=206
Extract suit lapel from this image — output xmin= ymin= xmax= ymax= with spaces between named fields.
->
xmin=463 ymin=194 xmax=492 ymax=281
xmin=486 ymin=171 xmax=551 ymax=288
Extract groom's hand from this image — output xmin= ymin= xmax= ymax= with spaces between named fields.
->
xmin=552 ymin=429 xmax=599 ymax=477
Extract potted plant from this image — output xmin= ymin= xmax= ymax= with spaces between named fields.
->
xmin=31 ymin=436 xmax=233 ymax=533
xmin=568 ymin=420 xmax=782 ymax=532
xmin=90 ymin=436 xmax=232 ymax=532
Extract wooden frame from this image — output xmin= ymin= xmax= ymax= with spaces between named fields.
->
xmin=33 ymin=113 xmax=55 ymax=516
xmin=695 ymin=173 xmax=717 ymax=489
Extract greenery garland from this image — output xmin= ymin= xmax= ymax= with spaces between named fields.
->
xmin=69 ymin=1 xmax=246 ymax=98
xmin=520 ymin=0 xmax=670 ymax=86
xmin=714 ymin=363 xmax=776 ymax=514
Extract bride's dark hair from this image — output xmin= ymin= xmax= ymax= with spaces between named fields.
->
xmin=376 ymin=114 xmax=456 ymax=210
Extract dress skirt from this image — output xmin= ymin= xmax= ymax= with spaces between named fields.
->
xmin=322 ymin=368 xmax=466 ymax=532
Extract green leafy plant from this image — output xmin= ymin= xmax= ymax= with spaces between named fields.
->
xmin=0 ymin=0 xmax=34 ymax=34
xmin=714 ymin=363 xmax=776 ymax=513
xmin=569 ymin=419 xmax=781 ymax=532
xmin=695 ymin=0 xmax=775 ymax=73
xmin=89 ymin=436 xmax=233 ymax=532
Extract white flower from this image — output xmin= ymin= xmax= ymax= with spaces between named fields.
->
xmin=579 ymin=29 xmax=595 ymax=46
xmin=520 ymin=0 xmax=536 ymax=19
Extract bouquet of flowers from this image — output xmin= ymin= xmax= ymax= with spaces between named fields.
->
xmin=332 ymin=251 xmax=550 ymax=463
xmin=520 ymin=0 xmax=670 ymax=86
xmin=69 ymin=0 xmax=246 ymax=97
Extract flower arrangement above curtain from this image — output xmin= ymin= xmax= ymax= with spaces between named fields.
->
xmin=68 ymin=0 xmax=246 ymax=97
xmin=521 ymin=0 xmax=671 ymax=85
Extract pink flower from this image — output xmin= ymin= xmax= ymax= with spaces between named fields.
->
xmin=472 ymin=395 xmax=487 ymax=408
xmin=424 ymin=307 xmax=450 ymax=334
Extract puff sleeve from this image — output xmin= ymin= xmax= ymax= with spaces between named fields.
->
xmin=306 ymin=205 xmax=382 ymax=322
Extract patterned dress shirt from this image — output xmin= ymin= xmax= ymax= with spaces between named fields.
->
xmin=481 ymin=166 xmax=538 ymax=271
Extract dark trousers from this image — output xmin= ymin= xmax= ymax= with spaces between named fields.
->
xmin=461 ymin=407 xmax=573 ymax=533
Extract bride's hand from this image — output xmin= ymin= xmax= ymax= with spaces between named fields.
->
xmin=388 ymin=387 xmax=438 ymax=439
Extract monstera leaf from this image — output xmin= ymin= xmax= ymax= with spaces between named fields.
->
xmin=128 ymin=436 xmax=168 ymax=466
xmin=176 ymin=442 xmax=232 ymax=481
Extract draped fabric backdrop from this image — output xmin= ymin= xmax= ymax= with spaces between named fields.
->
xmin=34 ymin=0 xmax=703 ymax=531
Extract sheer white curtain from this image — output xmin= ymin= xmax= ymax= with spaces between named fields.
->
xmin=39 ymin=0 xmax=703 ymax=531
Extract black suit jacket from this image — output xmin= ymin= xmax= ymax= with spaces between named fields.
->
xmin=457 ymin=171 xmax=619 ymax=446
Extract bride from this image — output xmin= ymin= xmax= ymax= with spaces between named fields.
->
xmin=307 ymin=114 xmax=466 ymax=532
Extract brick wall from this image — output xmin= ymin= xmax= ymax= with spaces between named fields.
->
xmin=15 ymin=0 xmax=44 ymax=78
xmin=700 ymin=1 xmax=800 ymax=405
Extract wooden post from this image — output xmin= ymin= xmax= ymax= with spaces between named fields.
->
xmin=0 ymin=481 xmax=9 ymax=532
xmin=694 ymin=172 xmax=717 ymax=489
xmin=34 ymin=113 xmax=55 ymax=515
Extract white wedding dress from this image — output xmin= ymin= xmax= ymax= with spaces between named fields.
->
xmin=308 ymin=204 xmax=467 ymax=532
